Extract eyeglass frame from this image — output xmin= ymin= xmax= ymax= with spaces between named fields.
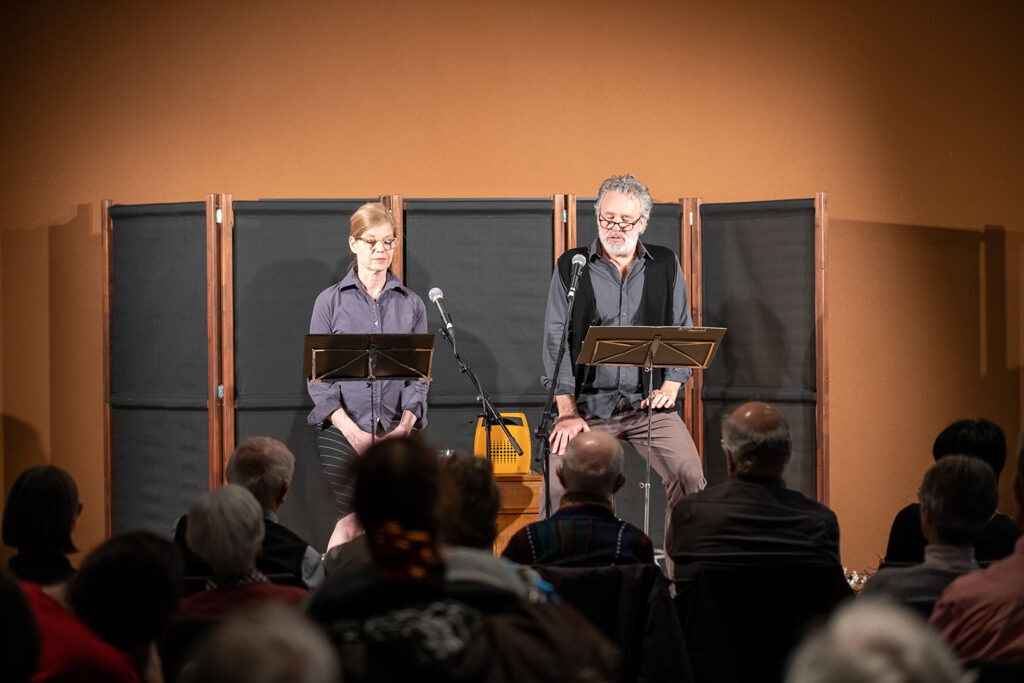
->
xmin=354 ymin=236 xmax=400 ymax=250
xmin=597 ymin=215 xmax=646 ymax=232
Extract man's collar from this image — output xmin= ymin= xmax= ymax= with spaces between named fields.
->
xmin=733 ymin=473 xmax=787 ymax=488
xmin=559 ymin=491 xmax=616 ymax=512
xmin=338 ymin=268 xmax=408 ymax=295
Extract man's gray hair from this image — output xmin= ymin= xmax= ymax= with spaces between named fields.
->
xmin=722 ymin=408 xmax=791 ymax=474
xmin=594 ymin=174 xmax=653 ymax=223
xmin=561 ymin=434 xmax=625 ymax=496
xmin=186 ymin=485 xmax=265 ymax=578
xmin=786 ymin=599 xmax=973 ymax=683
xmin=226 ymin=436 xmax=295 ymax=509
xmin=918 ymin=454 xmax=997 ymax=546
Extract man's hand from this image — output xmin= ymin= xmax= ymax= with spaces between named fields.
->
xmin=640 ymin=380 xmax=682 ymax=410
xmin=548 ymin=415 xmax=590 ymax=454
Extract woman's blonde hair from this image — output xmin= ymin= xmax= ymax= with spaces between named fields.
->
xmin=350 ymin=202 xmax=397 ymax=240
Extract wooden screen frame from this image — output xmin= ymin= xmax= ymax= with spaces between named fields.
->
xmin=814 ymin=192 xmax=830 ymax=505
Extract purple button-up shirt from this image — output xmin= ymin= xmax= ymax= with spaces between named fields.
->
xmin=306 ymin=268 xmax=429 ymax=432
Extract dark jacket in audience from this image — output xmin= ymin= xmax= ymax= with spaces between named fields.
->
xmin=667 ymin=474 xmax=840 ymax=580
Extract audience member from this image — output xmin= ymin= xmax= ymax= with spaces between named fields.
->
xmin=502 ymin=431 xmax=654 ymax=566
xmin=24 ymin=530 xmax=182 ymax=682
xmin=930 ymin=430 xmax=1024 ymax=662
xmin=438 ymin=452 xmax=551 ymax=601
xmin=885 ymin=419 xmax=1019 ymax=566
xmin=3 ymin=465 xmax=80 ymax=585
xmin=666 ymin=401 xmax=841 ymax=580
xmin=175 ymin=436 xmax=323 ymax=590
xmin=786 ymin=599 xmax=971 ymax=683
xmin=307 ymin=437 xmax=618 ymax=683
xmin=862 ymin=455 xmax=996 ymax=616
xmin=1 ymin=568 xmax=40 ymax=683
xmin=181 ymin=604 xmax=339 ymax=683
xmin=177 ymin=485 xmax=307 ymax=620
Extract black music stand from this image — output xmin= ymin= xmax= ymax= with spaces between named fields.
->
xmin=577 ymin=325 xmax=726 ymax=534
xmin=303 ymin=334 xmax=434 ymax=441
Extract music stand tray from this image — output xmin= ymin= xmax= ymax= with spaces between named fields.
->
xmin=577 ymin=326 xmax=725 ymax=371
xmin=303 ymin=334 xmax=434 ymax=383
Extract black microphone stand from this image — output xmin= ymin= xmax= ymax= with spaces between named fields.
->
xmin=536 ymin=275 xmax=580 ymax=518
xmin=437 ymin=326 xmax=522 ymax=462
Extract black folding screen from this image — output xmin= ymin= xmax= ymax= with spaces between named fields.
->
xmin=404 ymin=199 xmax=554 ymax=455
xmin=699 ymin=199 xmax=819 ymax=498
xmin=108 ymin=203 xmax=210 ymax=535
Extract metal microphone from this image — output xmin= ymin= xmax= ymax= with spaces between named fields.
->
xmin=567 ymin=254 xmax=587 ymax=299
xmin=428 ymin=287 xmax=455 ymax=333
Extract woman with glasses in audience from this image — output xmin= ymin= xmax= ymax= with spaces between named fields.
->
xmin=306 ymin=202 xmax=429 ymax=549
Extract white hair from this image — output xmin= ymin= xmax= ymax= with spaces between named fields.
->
xmin=786 ymin=599 xmax=974 ymax=683
xmin=186 ymin=485 xmax=265 ymax=578
xmin=226 ymin=436 xmax=295 ymax=509
xmin=183 ymin=603 xmax=339 ymax=683
xmin=594 ymin=174 xmax=653 ymax=223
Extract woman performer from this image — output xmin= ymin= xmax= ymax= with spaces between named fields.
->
xmin=306 ymin=202 xmax=428 ymax=548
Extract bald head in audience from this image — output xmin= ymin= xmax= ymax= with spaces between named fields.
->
xmin=226 ymin=436 xmax=295 ymax=513
xmin=722 ymin=401 xmax=792 ymax=478
xmin=557 ymin=431 xmax=627 ymax=503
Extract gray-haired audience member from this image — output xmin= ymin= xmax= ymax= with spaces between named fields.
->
xmin=503 ymin=431 xmax=654 ymax=566
xmin=930 ymin=430 xmax=1024 ymax=662
xmin=177 ymin=486 xmax=307 ymax=619
xmin=187 ymin=485 xmax=266 ymax=580
xmin=175 ymin=436 xmax=324 ymax=589
xmin=862 ymin=455 xmax=996 ymax=616
xmin=666 ymin=401 xmax=841 ymax=580
xmin=182 ymin=604 xmax=339 ymax=683
xmin=786 ymin=599 xmax=972 ymax=683
xmin=885 ymin=418 xmax=1018 ymax=565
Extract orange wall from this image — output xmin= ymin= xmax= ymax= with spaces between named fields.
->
xmin=2 ymin=1 xmax=1022 ymax=572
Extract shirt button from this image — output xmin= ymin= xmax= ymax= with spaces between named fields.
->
xmin=374 ymin=321 xmax=379 ymax=326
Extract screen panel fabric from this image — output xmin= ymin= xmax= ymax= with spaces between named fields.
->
xmin=699 ymin=199 xmax=817 ymax=497
xmin=403 ymin=199 xmax=554 ymax=455
xmin=231 ymin=199 xmax=371 ymax=550
xmin=109 ymin=202 xmax=209 ymax=534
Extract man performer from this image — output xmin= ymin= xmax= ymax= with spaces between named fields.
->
xmin=541 ymin=173 xmax=705 ymax=539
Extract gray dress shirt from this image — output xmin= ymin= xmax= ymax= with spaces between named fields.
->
xmin=541 ymin=239 xmax=693 ymax=420
xmin=306 ymin=268 xmax=429 ymax=432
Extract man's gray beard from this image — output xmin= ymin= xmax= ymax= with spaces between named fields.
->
xmin=599 ymin=234 xmax=633 ymax=257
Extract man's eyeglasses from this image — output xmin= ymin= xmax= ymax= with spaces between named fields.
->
xmin=355 ymin=237 xmax=400 ymax=250
xmin=598 ymin=216 xmax=644 ymax=232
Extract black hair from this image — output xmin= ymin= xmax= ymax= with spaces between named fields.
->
xmin=67 ymin=531 xmax=183 ymax=651
xmin=437 ymin=453 xmax=500 ymax=549
xmin=2 ymin=465 xmax=79 ymax=554
xmin=932 ymin=419 xmax=1007 ymax=477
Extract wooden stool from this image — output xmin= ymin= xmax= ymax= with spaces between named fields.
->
xmin=492 ymin=471 xmax=542 ymax=554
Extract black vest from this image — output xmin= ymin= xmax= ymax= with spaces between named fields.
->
xmin=556 ymin=244 xmax=676 ymax=398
